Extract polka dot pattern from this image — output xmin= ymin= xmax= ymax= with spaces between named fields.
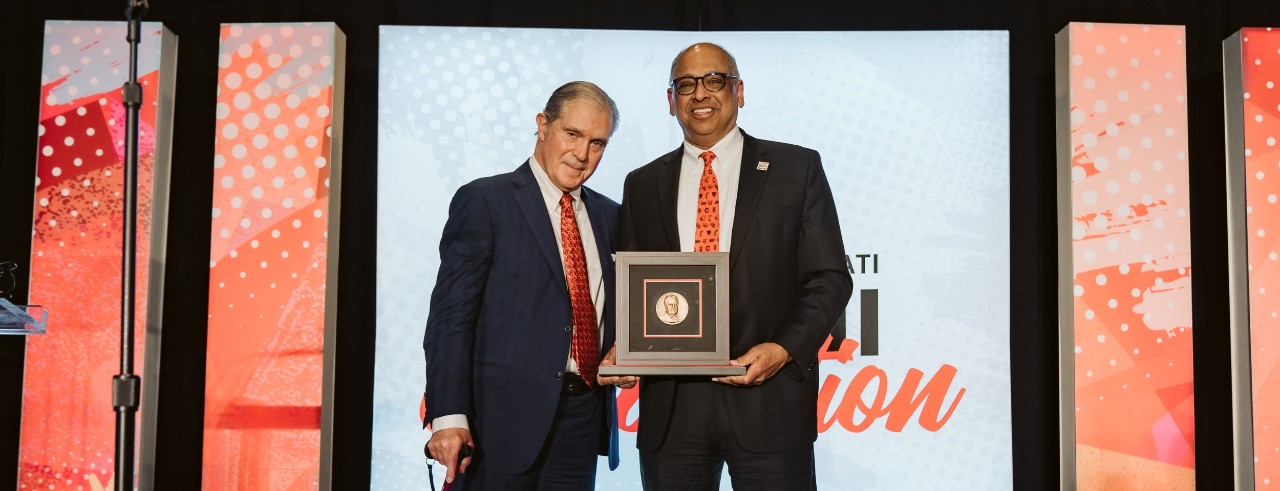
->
xmin=21 ymin=20 xmax=170 ymax=491
xmin=374 ymin=27 xmax=1018 ymax=489
xmin=374 ymin=26 xmax=600 ymax=488
xmin=203 ymin=22 xmax=341 ymax=490
xmin=1232 ymin=27 xmax=1280 ymax=490
xmin=1064 ymin=22 xmax=1194 ymax=487
xmin=693 ymin=151 xmax=721 ymax=252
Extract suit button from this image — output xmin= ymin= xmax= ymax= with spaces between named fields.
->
xmin=565 ymin=325 xmax=572 ymax=333
xmin=556 ymin=371 xmax=564 ymax=381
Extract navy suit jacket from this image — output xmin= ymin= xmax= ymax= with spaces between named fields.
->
xmin=619 ymin=130 xmax=853 ymax=453
xmin=424 ymin=161 xmax=619 ymax=474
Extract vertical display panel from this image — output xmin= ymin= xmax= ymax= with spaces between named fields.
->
xmin=1225 ymin=27 xmax=1280 ymax=491
xmin=1056 ymin=22 xmax=1195 ymax=489
xmin=202 ymin=22 xmax=345 ymax=490
xmin=20 ymin=20 xmax=176 ymax=491
xmin=375 ymin=27 xmax=1011 ymax=489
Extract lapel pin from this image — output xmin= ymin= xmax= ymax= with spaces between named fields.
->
xmin=757 ymin=161 xmax=769 ymax=171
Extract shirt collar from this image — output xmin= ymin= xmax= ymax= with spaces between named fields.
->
xmin=529 ymin=154 xmax=583 ymax=211
xmin=682 ymin=126 xmax=742 ymax=163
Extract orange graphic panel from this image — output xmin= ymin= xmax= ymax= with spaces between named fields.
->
xmin=201 ymin=23 xmax=343 ymax=490
xmin=19 ymin=21 xmax=173 ymax=491
xmin=1232 ymin=27 xmax=1280 ymax=490
xmin=1060 ymin=22 xmax=1196 ymax=489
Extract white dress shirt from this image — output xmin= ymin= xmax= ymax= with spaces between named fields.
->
xmin=527 ymin=153 xmax=608 ymax=373
xmin=432 ymin=157 xmax=606 ymax=434
xmin=677 ymin=127 xmax=744 ymax=252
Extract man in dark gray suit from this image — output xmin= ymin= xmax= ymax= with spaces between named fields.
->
xmin=424 ymin=81 xmax=635 ymax=490
xmin=619 ymin=43 xmax=853 ymax=491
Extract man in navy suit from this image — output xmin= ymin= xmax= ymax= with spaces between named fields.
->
xmin=424 ymin=81 xmax=637 ymax=490
xmin=619 ymin=43 xmax=853 ymax=490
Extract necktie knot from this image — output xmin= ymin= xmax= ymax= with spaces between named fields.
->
xmin=560 ymin=192 xmax=573 ymax=210
xmin=699 ymin=151 xmax=716 ymax=167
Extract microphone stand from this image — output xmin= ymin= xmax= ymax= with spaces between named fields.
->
xmin=114 ymin=1 xmax=149 ymax=489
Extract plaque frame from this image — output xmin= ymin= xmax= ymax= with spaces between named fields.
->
xmin=599 ymin=251 xmax=745 ymax=376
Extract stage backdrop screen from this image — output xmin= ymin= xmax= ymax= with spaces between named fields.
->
xmin=202 ymin=22 xmax=345 ymax=490
xmin=1056 ymin=23 xmax=1196 ymax=489
xmin=1225 ymin=27 xmax=1280 ymax=490
xmin=374 ymin=27 xmax=1011 ymax=490
xmin=21 ymin=20 xmax=175 ymax=491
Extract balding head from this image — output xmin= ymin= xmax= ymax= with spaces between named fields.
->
xmin=669 ymin=43 xmax=740 ymax=81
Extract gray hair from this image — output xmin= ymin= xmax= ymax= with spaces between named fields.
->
xmin=669 ymin=43 xmax=740 ymax=81
xmin=542 ymin=81 xmax=620 ymax=136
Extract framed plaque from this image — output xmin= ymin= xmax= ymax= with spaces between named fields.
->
xmin=599 ymin=252 xmax=745 ymax=376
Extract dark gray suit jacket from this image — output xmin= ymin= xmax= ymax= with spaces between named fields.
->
xmin=619 ymin=130 xmax=852 ymax=453
xmin=424 ymin=161 xmax=618 ymax=473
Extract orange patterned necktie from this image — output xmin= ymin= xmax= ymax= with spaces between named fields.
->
xmin=694 ymin=151 xmax=720 ymax=252
xmin=560 ymin=193 xmax=598 ymax=386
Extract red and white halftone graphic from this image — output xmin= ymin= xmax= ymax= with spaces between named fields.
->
xmin=1059 ymin=22 xmax=1195 ymax=489
xmin=1226 ymin=27 xmax=1280 ymax=490
xmin=202 ymin=23 xmax=344 ymax=490
xmin=20 ymin=21 xmax=174 ymax=491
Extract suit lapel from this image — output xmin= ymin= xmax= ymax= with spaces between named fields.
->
xmin=512 ymin=161 xmax=568 ymax=289
xmin=581 ymin=188 xmax=616 ymax=352
xmin=730 ymin=131 xmax=769 ymax=271
xmin=582 ymin=187 xmax=613 ymax=282
xmin=656 ymin=147 xmax=683 ymax=251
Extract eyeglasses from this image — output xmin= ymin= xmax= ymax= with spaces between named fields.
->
xmin=670 ymin=72 xmax=739 ymax=96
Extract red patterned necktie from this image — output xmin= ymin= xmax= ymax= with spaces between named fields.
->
xmin=560 ymin=193 xmax=598 ymax=386
xmin=695 ymin=151 xmax=720 ymax=252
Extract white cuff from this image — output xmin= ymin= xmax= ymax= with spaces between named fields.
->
xmin=432 ymin=414 xmax=470 ymax=432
